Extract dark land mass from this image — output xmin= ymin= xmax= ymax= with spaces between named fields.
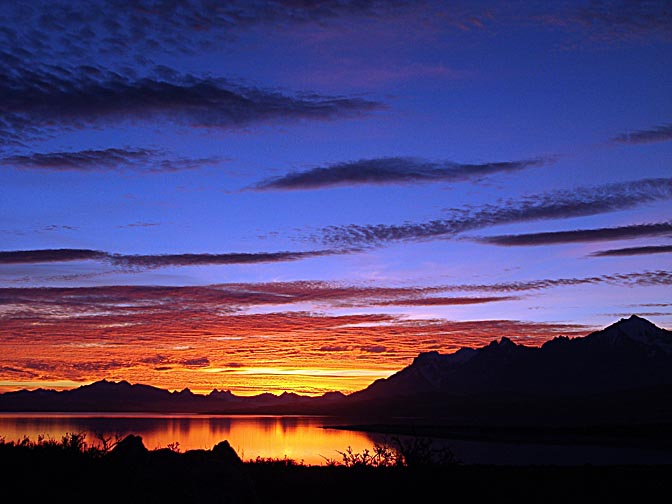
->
xmin=323 ymin=421 xmax=672 ymax=452
xmin=2 ymin=432 xmax=671 ymax=504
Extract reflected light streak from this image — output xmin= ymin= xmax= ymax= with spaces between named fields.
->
xmin=0 ymin=414 xmax=383 ymax=465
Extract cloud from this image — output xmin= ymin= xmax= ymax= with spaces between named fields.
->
xmin=2 ymin=1 xmax=667 ymax=79
xmin=108 ymin=250 xmax=351 ymax=269
xmin=117 ymin=222 xmax=161 ymax=229
xmin=534 ymin=0 xmax=672 ymax=46
xmin=0 ymin=1 xmax=429 ymax=66
xmin=360 ymin=345 xmax=387 ymax=353
xmin=321 ymin=177 xmax=672 ymax=245
xmin=142 ymin=355 xmax=210 ymax=369
xmin=0 ymin=65 xmax=383 ymax=145
xmin=0 ymin=278 xmax=453 ymax=311
xmin=474 ymin=222 xmax=672 ymax=246
xmin=447 ymin=270 xmax=672 ymax=293
xmin=0 ymin=248 xmax=351 ymax=269
xmin=572 ymin=0 xmax=672 ymax=43
xmin=0 ymin=147 xmax=217 ymax=172
xmin=0 ymin=249 xmax=106 ymax=264
xmin=590 ymin=245 xmax=672 ymax=257
xmin=252 ymin=156 xmax=551 ymax=190
xmin=319 ymin=345 xmax=350 ymax=352
xmin=611 ymin=123 xmax=672 ymax=144
xmin=374 ymin=295 xmax=519 ymax=306
xmin=3 ymin=272 xmax=669 ymax=320
xmin=43 ymin=225 xmax=79 ymax=232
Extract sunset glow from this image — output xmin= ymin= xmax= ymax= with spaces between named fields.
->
xmin=1 ymin=1 xmax=670 ymax=397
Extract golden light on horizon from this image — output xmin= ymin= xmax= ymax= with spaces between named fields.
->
xmin=0 ymin=286 xmax=591 ymax=395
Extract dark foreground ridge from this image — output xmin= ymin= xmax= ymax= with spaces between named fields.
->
xmin=1 ymin=432 xmax=671 ymax=504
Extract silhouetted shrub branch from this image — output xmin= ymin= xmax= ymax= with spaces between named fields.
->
xmin=322 ymin=436 xmax=459 ymax=468
xmin=1 ymin=433 xmax=458 ymax=469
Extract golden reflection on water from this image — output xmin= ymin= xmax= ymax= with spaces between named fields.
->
xmin=0 ymin=414 xmax=381 ymax=465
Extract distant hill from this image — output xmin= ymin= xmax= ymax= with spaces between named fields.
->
xmin=2 ymin=315 xmax=672 ymax=425
xmin=0 ymin=377 xmax=346 ymax=413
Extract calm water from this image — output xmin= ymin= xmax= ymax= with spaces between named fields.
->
xmin=0 ymin=413 xmax=385 ymax=465
xmin=1 ymin=413 xmax=671 ymax=466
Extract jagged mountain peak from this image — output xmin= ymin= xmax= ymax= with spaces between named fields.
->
xmin=613 ymin=314 xmax=663 ymax=332
xmin=353 ymin=315 xmax=672 ymax=403
xmin=486 ymin=336 xmax=520 ymax=351
xmin=587 ymin=314 xmax=672 ymax=353
xmin=83 ymin=379 xmax=133 ymax=390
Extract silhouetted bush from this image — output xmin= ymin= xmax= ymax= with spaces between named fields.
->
xmin=2 ymin=434 xmax=670 ymax=504
xmin=320 ymin=436 xmax=459 ymax=468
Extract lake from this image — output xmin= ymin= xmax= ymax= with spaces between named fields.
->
xmin=1 ymin=413 xmax=671 ymax=466
xmin=0 ymin=413 xmax=386 ymax=465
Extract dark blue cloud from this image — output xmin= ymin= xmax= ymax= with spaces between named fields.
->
xmin=0 ymin=249 xmax=106 ymax=264
xmin=108 ymin=249 xmax=354 ymax=269
xmin=0 ymin=65 xmax=383 ymax=146
xmin=474 ymin=222 xmax=672 ymax=246
xmin=0 ymin=248 xmax=355 ymax=268
xmin=0 ymin=147 xmax=217 ymax=173
xmin=447 ymin=270 xmax=672 ymax=293
xmin=0 ymin=1 xmax=429 ymax=66
xmin=611 ymin=123 xmax=672 ymax=144
xmin=573 ymin=0 xmax=672 ymax=43
xmin=253 ymin=156 xmax=552 ymax=190
xmin=590 ymin=245 xmax=672 ymax=257
xmin=321 ymin=177 xmax=672 ymax=245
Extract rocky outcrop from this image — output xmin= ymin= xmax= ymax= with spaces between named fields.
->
xmin=102 ymin=435 xmax=258 ymax=503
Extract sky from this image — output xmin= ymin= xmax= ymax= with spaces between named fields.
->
xmin=0 ymin=0 xmax=670 ymax=396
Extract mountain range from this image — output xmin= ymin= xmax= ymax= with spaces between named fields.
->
xmin=2 ymin=315 xmax=672 ymax=425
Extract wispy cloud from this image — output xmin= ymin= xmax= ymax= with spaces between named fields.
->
xmin=0 ymin=1 xmax=429 ymax=66
xmin=447 ymin=270 xmax=672 ymax=293
xmin=0 ymin=248 xmax=352 ymax=269
xmin=2 ymin=1 xmax=667 ymax=77
xmin=374 ymin=295 xmax=519 ymax=306
xmin=321 ymin=177 xmax=672 ymax=246
xmin=590 ymin=245 xmax=672 ymax=257
xmin=0 ymin=148 xmax=217 ymax=173
xmin=0 ymin=249 xmax=106 ymax=264
xmin=611 ymin=123 xmax=672 ymax=144
xmin=0 ymin=65 xmax=383 ymax=146
xmin=253 ymin=156 xmax=551 ymax=190
xmin=474 ymin=222 xmax=672 ymax=246
xmin=117 ymin=222 xmax=161 ymax=229
xmin=534 ymin=0 xmax=672 ymax=46
xmin=2 ymin=272 xmax=667 ymax=315
xmin=573 ymin=0 xmax=672 ymax=43
xmin=109 ymin=250 xmax=351 ymax=269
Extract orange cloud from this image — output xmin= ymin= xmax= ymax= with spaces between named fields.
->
xmin=0 ymin=283 xmax=591 ymax=395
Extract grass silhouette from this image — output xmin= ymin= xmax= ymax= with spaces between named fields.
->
xmin=1 ymin=432 xmax=671 ymax=503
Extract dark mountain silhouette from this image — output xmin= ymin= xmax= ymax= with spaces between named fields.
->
xmin=353 ymin=314 xmax=672 ymax=398
xmin=0 ymin=377 xmax=346 ymax=413
xmin=341 ymin=315 xmax=672 ymax=425
xmin=2 ymin=315 xmax=672 ymax=425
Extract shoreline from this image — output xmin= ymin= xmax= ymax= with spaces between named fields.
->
xmin=323 ymin=421 xmax=672 ymax=450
